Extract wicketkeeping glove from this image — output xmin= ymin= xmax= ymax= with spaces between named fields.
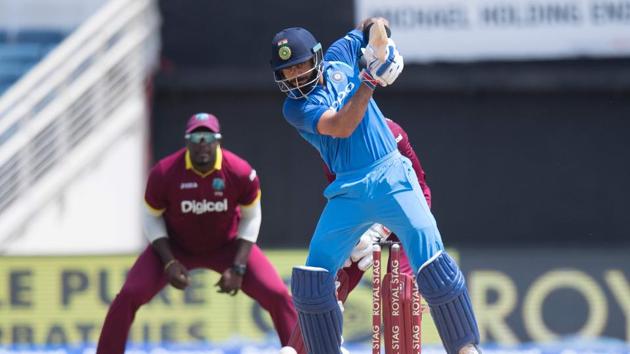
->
xmin=344 ymin=223 xmax=392 ymax=271
xmin=362 ymin=38 xmax=404 ymax=87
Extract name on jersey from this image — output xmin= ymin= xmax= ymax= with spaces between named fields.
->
xmin=181 ymin=199 xmax=228 ymax=214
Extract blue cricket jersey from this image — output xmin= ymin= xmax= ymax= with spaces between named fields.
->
xmin=282 ymin=30 xmax=397 ymax=174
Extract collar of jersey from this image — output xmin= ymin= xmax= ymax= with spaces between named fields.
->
xmin=185 ymin=146 xmax=222 ymax=177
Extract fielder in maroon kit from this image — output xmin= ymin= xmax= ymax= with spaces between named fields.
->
xmin=285 ymin=118 xmax=431 ymax=353
xmin=96 ymin=113 xmax=297 ymax=353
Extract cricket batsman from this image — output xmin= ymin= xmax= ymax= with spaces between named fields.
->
xmin=285 ymin=117 xmax=433 ymax=353
xmin=270 ymin=17 xmax=481 ymax=354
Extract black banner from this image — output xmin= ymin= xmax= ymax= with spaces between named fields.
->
xmin=461 ymin=248 xmax=630 ymax=342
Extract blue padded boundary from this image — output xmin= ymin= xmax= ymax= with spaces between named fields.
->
xmin=291 ymin=266 xmax=342 ymax=354
xmin=416 ymin=252 xmax=480 ymax=354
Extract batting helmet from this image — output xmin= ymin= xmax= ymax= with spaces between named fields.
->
xmin=270 ymin=27 xmax=323 ymax=99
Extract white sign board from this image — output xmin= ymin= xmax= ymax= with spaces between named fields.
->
xmin=0 ymin=0 xmax=106 ymax=30
xmin=355 ymin=0 xmax=630 ymax=62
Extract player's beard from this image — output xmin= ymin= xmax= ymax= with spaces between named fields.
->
xmin=195 ymin=153 xmax=211 ymax=166
xmin=190 ymin=145 xmax=215 ymax=170
xmin=291 ymin=70 xmax=316 ymax=88
xmin=297 ymin=74 xmax=310 ymax=86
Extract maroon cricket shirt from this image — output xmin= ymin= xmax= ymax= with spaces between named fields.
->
xmin=144 ymin=146 xmax=260 ymax=254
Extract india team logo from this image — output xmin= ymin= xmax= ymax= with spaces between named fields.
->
xmin=278 ymin=45 xmax=291 ymax=60
xmin=212 ymin=177 xmax=225 ymax=191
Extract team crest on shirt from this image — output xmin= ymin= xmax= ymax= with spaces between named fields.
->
xmin=331 ymin=71 xmax=345 ymax=82
xmin=212 ymin=177 xmax=225 ymax=196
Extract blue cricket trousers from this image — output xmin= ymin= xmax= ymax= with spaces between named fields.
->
xmin=306 ymin=150 xmax=445 ymax=275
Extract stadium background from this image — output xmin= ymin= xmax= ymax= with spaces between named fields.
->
xmin=1 ymin=0 xmax=629 ymax=353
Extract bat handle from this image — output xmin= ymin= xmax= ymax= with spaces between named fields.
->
xmin=369 ymin=21 xmax=388 ymax=62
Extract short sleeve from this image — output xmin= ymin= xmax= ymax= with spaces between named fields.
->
xmin=283 ymin=99 xmax=329 ymax=135
xmin=324 ymin=29 xmax=364 ymax=69
xmin=144 ymin=164 xmax=167 ymax=215
xmin=238 ymin=167 xmax=261 ymax=207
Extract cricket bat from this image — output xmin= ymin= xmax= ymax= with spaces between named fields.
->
xmin=369 ymin=21 xmax=389 ymax=62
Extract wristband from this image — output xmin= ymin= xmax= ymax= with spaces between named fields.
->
xmin=163 ymin=259 xmax=177 ymax=272
xmin=231 ymin=263 xmax=247 ymax=276
xmin=360 ymin=70 xmax=378 ymax=90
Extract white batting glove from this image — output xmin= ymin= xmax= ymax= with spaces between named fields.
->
xmin=363 ymin=38 xmax=404 ymax=87
xmin=344 ymin=223 xmax=392 ymax=271
xmin=334 ymin=280 xmax=345 ymax=313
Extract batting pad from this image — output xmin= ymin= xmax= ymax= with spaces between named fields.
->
xmin=416 ymin=252 xmax=480 ymax=354
xmin=291 ymin=266 xmax=343 ymax=354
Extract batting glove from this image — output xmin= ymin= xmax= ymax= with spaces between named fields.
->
xmin=344 ymin=223 xmax=392 ymax=271
xmin=362 ymin=38 xmax=404 ymax=87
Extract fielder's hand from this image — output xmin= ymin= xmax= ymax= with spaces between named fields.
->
xmin=215 ymin=268 xmax=243 ymax=296
xmin=363 ymin=38 xmax=404 ymax=87
xmin=344 ymin=223 xmax=392 ymax=271
xmin=164 ymin=259 xmax=190 ymax=290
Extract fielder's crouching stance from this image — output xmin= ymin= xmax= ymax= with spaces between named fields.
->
xmin=270 ymin=17 xmax=480 ymax=354
xmin=96 ymin=113 xmax=297 ymax=354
